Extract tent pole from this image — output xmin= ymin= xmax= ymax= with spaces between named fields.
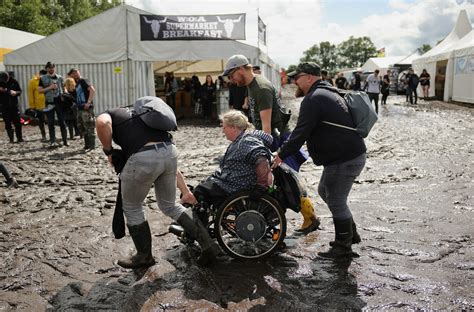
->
xmin=125 ymin=5 xmax=132 ymax=105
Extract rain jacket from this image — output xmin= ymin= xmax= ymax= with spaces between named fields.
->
xmin=28 ymin=75 xmax=45 ymax=110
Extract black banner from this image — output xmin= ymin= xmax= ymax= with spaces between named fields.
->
xmin=140 ymin=14 xmax=246 ymax=41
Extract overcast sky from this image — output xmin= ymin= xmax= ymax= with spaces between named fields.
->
xmin=126 ymin=0 xmax=474 ymax=68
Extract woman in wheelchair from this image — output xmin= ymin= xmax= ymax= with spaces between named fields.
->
xmin=179 ymin=110 xmax=273 ymax=207
xmin=174 ymin=110 xmax=291 ymax=260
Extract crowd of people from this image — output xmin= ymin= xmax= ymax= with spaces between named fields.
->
xmin=0 ymin=61 xmax=96 ymax=149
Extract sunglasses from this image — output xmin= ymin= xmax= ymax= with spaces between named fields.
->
xmin=228 ymin=67 xmax=240 ymax=79
xmin=294 ymin=73 xmax=309 ymax=82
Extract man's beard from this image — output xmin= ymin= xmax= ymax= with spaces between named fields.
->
xmin=295 ymin=86 xmax=304 ymax=98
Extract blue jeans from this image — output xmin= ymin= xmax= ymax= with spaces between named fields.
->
xmin=318 ymin=153 xmax=366 ymax=220
xmin=120 ymin=144 xmax=186 ymax=226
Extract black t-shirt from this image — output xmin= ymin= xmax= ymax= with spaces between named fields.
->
xmin=108 ymin=107 xmax=172 ymax=158
xmin=420 ymin=73 xmax=430 ymax=86
xmin=335 ymin=77 xmax=347 ymax=89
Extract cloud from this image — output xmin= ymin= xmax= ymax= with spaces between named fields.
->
xmin=321 ymin=0 xmax=474 ymax=59
xmin=126 ymin=0 xmax=474 ymax=68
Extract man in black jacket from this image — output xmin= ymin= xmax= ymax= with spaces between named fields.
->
xmin=272 ymin=62 xmax=367 ymax=259
xmin=0 ymin=71 xmax=23 ymax=143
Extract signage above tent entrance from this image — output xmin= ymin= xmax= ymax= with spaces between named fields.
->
xmin=140 ymin=13 xmax=246 ymax=41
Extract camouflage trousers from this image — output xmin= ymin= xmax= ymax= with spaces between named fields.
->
xmin=77 ymin=109 xmax=96 ymax=149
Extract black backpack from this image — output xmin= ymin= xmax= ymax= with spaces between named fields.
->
xmin=272 ymin=165 xmax=302 ymax=212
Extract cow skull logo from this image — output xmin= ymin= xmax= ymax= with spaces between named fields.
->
xmin=143 ymin=16 xmax=168 ymax=39
xmin=217 ymin=15 xmax=242 ymax=38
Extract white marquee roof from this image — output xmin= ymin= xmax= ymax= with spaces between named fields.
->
xmin=4 ymin=5 xmax=271 ymax=66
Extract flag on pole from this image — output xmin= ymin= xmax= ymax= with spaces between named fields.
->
xmin=258 ymin=16 xmax=267 ymax=45
xmin=377 ymin=47 xmax=385 ymax=57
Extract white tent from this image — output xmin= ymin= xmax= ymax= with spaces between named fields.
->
xmin=412 ymin=10 xmax=472 ymax=101
xmin=452 ymin=29 xmax=474 ymax=103
xmin=0 ymin=27 xmax=44 ymax=71
xmin=395 ymin=50 xmax=422 ymax=65
xmin=361 ymin=56 xmax=404 ymax=76
xmin=4 ymin=4 xmax=279 ymax=113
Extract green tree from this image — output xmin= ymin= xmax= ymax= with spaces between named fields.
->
xmin=418 ymin=44 xmax=432 ymax=54
xmin=300 ymin=41 xmax=338 ymax=73
xmin=286 ymin=64 xmax=297 ymax=74
xmin=0 ymin=0 xmax=121 ymax=36
xmin=337 ymin=36 xmax=377 ymax=69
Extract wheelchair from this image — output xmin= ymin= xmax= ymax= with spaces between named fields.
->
xmin=170 ymin=165 xmax=302 ymax=261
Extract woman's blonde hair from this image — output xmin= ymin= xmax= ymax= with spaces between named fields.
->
xmin=64 ymin=78 xmax=76 ymax=92
xmin=221 ymin=110 xmax=253 ymax=131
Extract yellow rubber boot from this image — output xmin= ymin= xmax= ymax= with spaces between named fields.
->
xmin=295 ymin=196 xmax=320 ymax=234
xmin=300 ymin=197 xmax=315 ymax=229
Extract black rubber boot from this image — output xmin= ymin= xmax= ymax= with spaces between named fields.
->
xmin=318 ymin=218 xmax=356 ymax=259
xmin=39 ymin=122 xmax=46 ymax=141
xmin=330 ymin=219 xmax=361 ymax=246
xmin=60 ymin=126 xmax=68 ymax=146
xmin=84 ymin=135 xmax=96 ymax=149
xmin=7 ymin=129 xmax=14 ymax=143
xmin=15 ymin=127 xmax=23 ymax=143
xmin=117 ymin=221 xmax=156 ymax=269
xmin=177 ymin=210 xmax=220 ymax=267
xmin=6 ymin=177 xmax=19 ymax=188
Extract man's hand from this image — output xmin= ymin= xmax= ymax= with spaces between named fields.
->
xmin=181 ymin=191 xmax=197 ymax=205
xmin=271 ymin=153 xmax=283 ymax=169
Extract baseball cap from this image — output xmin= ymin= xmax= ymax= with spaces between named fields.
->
xmin=45 ymin=61 xmax=55 ymax=69
xmin=287 ymin=62 xmax=321 ymax=78
xmin=68 ymin=68 xmax=79 ymax=75
xmin=222 ymin=55 xmax=249 ymax=76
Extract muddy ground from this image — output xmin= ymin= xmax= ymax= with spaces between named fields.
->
xmin=0 ymin=87 xmax=473 ymax=311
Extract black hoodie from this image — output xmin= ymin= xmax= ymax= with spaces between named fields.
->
xmin=279 ymin=80 xmax=366 ymax=166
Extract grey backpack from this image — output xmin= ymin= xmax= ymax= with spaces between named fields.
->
xmin=318 ymin=86 xmax=378 ymax=138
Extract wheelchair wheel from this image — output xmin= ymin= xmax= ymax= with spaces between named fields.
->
xmin=215 ymin=191 xmax=286 ymax=260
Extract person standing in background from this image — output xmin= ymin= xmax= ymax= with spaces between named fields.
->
xmin=351 ymin=71 xmax=361 ymax=91
xmin=68 ymin=68 xmax=96 ymax=150
xmin=321 ymin=70 xmax=334 ymax=86
xmin=28 ymin=69 xmax=48 ymax=141
xmin=419 ymin=69 xmax=430 ymax=100
xmin=39 ymin=62 xmax=67 ymax=147
xmin=165 ymin=72 xmax=178 ymax=111
xmin=62 ymin=77 xmax=80 ymax=140
xmin=406 ymin=68 xmax=419 ymax=105
xmin=335 ymin=72 xmax=348 ymax=90
xmin=381 ymin=70 xmax=391 ymax=105
xmin=365 ymin=69 xmax=381 ymax=114
xmin=0 ymin=71 xmax=23 ymax=143
xmin=200 ymin=75 xmax=216 ymax=121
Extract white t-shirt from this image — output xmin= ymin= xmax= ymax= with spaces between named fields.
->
xmin=366 ymin=73 xmax=381 ymax=93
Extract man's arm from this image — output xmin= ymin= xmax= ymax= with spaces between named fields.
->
xmin=259 ymin=108 xmax=272 ymax=134
xmin=255 ymin=157 xmax=272 ymax=188
xmin=273 ymin=98 xmax=317 ymax=168
xmin=84 ymin=82 xmax=96 ymax=110
xmin=38 ymin=78 xmax=55 ymax=94
xmin=177 ymin=170 xmax=197 ymax=204
xmin=96 ymin=113 xmax=113 ymax=164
